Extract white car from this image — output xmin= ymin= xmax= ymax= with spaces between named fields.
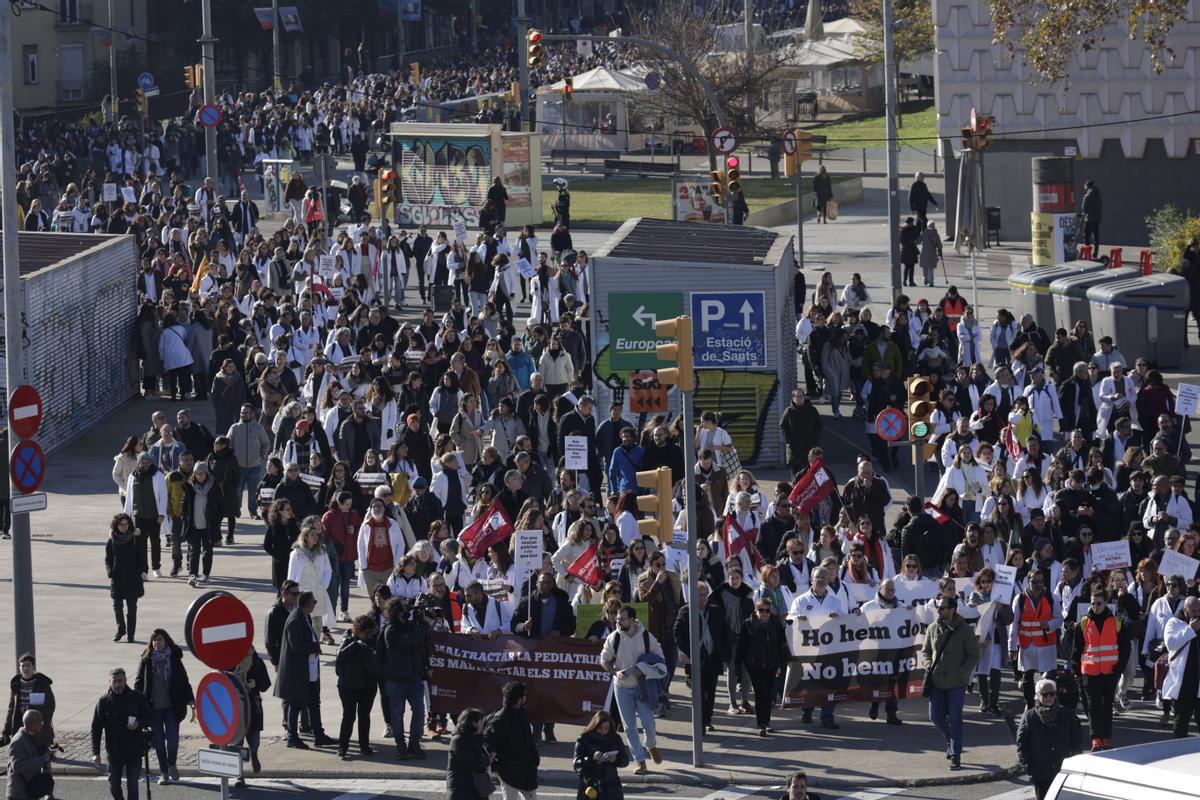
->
xmin=1047 ymin=737 xmax=1200 ymax=799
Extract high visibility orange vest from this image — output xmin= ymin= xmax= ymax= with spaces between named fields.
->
xmin=941 ymin=296 xmax=967 ymax=324
xmin=1080 ymin=615 xmax=1121 ymax=676
xmin=1017 ymin=593 xmax=1058 ymax=649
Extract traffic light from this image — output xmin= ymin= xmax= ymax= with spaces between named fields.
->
xmin=379 ymin=168 xmax=396 ymax=206
xmin=795 ymin=129 xmax=813 ymax=163
xmin=960 ymin=126 xmax=975 ymax=152
xmin=184 ymin=65 xmax=195 ymax=88
xmin=974 ymin=115 xmax=993 ymax=150
xmin=409 ymin=63 xmax=420 ymax=85
xmin=710 ymin=168 xmax=726 ymax=204
xmin=654 ymin=315 xmax=694 ymax=393
xmin=527 ymin=29 xmax=544 ymax=68
xmin=906 ymin=376 xmax=935 ymax=442
xmin=508 ymin=81 xmax=520 ymax=104
xmin=636 ymin=467 xmax=675 ymax=544
xmin=133 ymin=88 xmax=146 ymax=117
xmin=725 ymin=155 xmax=741 ymax=194
xmin=562 ymin=76 xmax=573 ymax=101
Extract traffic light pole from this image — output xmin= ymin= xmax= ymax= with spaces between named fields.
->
xmin=199 ymin=0 xmax=219 ymax=183
xmin=795 ymin=160 xmax=804 ymax=270
xmin=107 ymin=0 xmax=117 ymax=117
xmin=272 ymin=0 xmax=282 ymax=93
xmin=681 ymin=387 xmax=704 ymax=768
xmin=882 ymin=0 xmax=902 ymax=296
xmin=540 ymin=34 xmax=727 ymax=130
xmin=516 ymin=0 xmax=530 ymax=130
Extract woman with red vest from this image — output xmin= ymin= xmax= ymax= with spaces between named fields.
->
xmin=1009 ymin=572 xmax=1063 ymax=709
xmin=1071 ymin=590 xmax=1130 ymax=751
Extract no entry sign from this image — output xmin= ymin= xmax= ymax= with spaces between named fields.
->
xmin=10 ymin=440 xmax=45 ymax=494
xmin=195 ymin=672 xmax=246 ymax=747
xmin=875 ymin=408 xmax=908 ymax=442
xmin=198 ymin=103 xmax=222 ymax=128
xmin=8 ymin=386 xmax=42 ymax=439
xmin=188 ymin=592 xmax=255 ymax=670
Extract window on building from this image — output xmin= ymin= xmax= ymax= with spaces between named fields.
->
xmin=23 ymin=46 xmax=37 ymax=85
xmin=59 ymin=0 xmax=80 ymax=24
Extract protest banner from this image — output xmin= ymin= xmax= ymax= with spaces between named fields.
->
xmin=1158 ymin=549 xmax=1199 ymax=582
xmin=787 ymin=458 xmax=835 ymax=515
xmin=575 ymin=601 xmax=647 ymax=638
xmin=893 ymin=577 xmax=939 ymax=607
xmin=1090 ymin=540 xmax=1131 ymax=572
xmin=567 ymin=542 xmax=602 ymax=587
xmin=564 ymin=436 xmax=589 ymax=470
xmin=782 ymin=607 xmax=928 ymax=707
xmin=991 ymin=565 xmax=1018 ymax=605
xmin=427 ymin=633 xmax=611 ymax=724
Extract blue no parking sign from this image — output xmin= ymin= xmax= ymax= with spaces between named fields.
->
xmin=690 ymin=291 xmax=767 ymax=368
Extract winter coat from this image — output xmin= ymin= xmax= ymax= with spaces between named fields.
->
xmin=919 ymin=227 xmax=942 ymax=270
xmin=211 ymin=374 xmax=249 ymax=436
xmin=233 ymin=650 xmax=271 ymax=733
xmin=3 ymin=673 xmax=54 ymax=747
xmin=158 ymin=324 xmax=194 ymax=371
xmin=482 ymin=706 xmax=540 ymax=790
xmin=921 ymin=613 xmax=980 ymax=690
xmin=138 ymin=320 xmax=163 ymax=377
xmin=573 ymin=728 xmax=630 ymax=799
xmin=273 ymin=608 xmax=322 ymax=706
xmin=207 ymin=449 xmax=241 ymax=518
xmin=89 ymin=687 xmax=151 ymax=761
xmin=288 ymin=545 xmax=332 ymax=622
xmin=5 ymin=728 xmax=47 ymax=800
xmin=445 ymin=728 xmax=491 ymax=800
xmin=538 ymin=348 xmax=575 ymax=386
xmin=736 ymin=614 xmax=789 ymax=672
xmin=1016 ymin=703 xmax=1083 ymax=783
xmin=105 ymin=531 xmax=144 ymax=601
xmin=334 ymin=632 xmax=381 ymax=692
xmin=185 ymin=320 xmax=214 ymax=376
xmin=181 ymin=481 xmax=225 ymax=535
xmin=134 ymin=644 xmax=195 ymax=723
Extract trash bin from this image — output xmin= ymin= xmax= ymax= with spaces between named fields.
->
xmin=1048 ymin=267 xmax=1138 ymax=334
xmin=1087 ymin=274 xmax=1191 ymax=368
xmin=1008 ymin=261 xmax=1110 ymax=324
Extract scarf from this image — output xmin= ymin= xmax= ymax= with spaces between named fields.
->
xmin=1035 ymin=701 xmax=1059 ymax=726
xmin=192 ymin=478 xmax=214 ymax=528
xmin=151 ymin=647 xmax=172 ymax=683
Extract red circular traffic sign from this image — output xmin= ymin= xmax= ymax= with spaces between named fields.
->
xmin=198 ymin=103 xmax=222 ymax=128
xmin=10 ymin=440 xmax=44 ymax=494
xmin=782 ymin=130 xmax=797 ymax=156
xmin=875 ymin=408 xmax=908 ymax=442
xmin=189 ymin=593 xmax=255 ymax=670
xmin=8 ymin=385 xmax=42 ymax=439
xmin=711 ymin=126 xmax=738 ymax=155
xmin=195 ymin=672 xmax=246 ymax=746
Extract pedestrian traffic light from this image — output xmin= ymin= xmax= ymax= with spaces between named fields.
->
xmin=379 ymin=169 xmax=396 ymax=206
xmin=183 ymin=65 xmax=195 ymax=88
xmin=527 ymin=29 xmax=544 ymax=68
xmin=654 ymin=315 xmax=694 ymax=393
xmin=710 ymin=168 xmax=726 ymax=204
xmin=636 ymin=467 xmax=675 ymax=544
xmin=562 ymin=76 xmax=574 ymax=101
xmin=133 ymin=88 xmax=146 ymax=116
xmin=795 ymin=129 xmax=814 ymax=164
xmin=973 ymin=115 xmax=993 ymax=150
xmin=725 ymin=155 xmax=741 ymax=194
xmin=906 ymin=376 xmax=935 ymax=442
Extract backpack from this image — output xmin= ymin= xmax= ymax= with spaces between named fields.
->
xmin=608 ymin=628 xmax=650 ymax=658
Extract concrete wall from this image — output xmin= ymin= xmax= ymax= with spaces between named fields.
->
xmin=745 ymin=176 xmax=864 ymax=227
xmin=13 ymin=237 xmax=139 ymax=453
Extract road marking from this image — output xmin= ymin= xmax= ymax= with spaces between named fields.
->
xmin=833 ymin=788 xmax=906 ymax=800
xmin=11 ymin=404 xmax=37 ymax=420
xmin=200 ymin=622 xmax=248 ymax=643
xmin=974 ymin=788 xmax=1034 ymax=800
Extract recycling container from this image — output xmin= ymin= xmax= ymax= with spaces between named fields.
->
xmin=1049 ymin=267 xmax=1138 ymax=333
xmin=1087 ymin=274 xmax=1191 ymax=368
xmin=1008 ymin=260 xmax=1109 ymax=325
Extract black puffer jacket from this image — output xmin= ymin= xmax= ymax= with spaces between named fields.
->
xmin=483 ymin=705 xmax=539 ymax=791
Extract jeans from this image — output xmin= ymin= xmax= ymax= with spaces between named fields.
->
xmin=336 ymin=560 xmax=355 ymax=613
xmin=927 ymin=684 xmax=966 ymax=757
xmin=613 ymin=684 xmax=656 ymax=763
xmin=337 ymin=686 xmax=377 ymax=749
xmin=150 ymin=707 xmax=180 ymax=773
xmin=238 ymin=464 xmax=264 ymax=517
xmin=531 ymin=720 xmax=556 ymax=740
xmin=726 ymin=659 xmax=751 ymax=706
xmin=385 ymin=679 xmax=426 ymax=749
xmin=106 ymin=757 xmax=141 ymax=800
xmin=187 ymin=529 xmax=213 ymax=577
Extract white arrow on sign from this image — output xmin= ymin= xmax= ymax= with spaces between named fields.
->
xmin=632 ymin=305 xmax=658 ymax=328
xmin=740 ymin=300 xmax=755 ymax=328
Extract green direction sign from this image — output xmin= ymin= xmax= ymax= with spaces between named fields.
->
xmin=609 ymin=292 xmax=684 ymax=370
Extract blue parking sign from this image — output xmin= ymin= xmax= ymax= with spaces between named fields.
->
xmin=690 ymin=291 xmax=767 ymax=368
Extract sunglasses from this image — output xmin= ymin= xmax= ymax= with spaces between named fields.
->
xmin=1038 ymin=690 xmax=1056 ymax=697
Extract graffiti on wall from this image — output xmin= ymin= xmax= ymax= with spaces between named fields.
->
xmin=593 ymin=343 xmax=780 ymax=465
xmin=395 ymin=137 xmax=491 ymax=227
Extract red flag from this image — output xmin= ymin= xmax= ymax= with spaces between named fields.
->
xmin=1002 ymin=424 xmax=1022 ymax=461
xmin=458 ymin=500 xmax=515 ymax=559
xmin=566 ymin=541 xmax=602 ymax=587
xmin=787 ymin=457 xmax=836 ymax=515
xmin=924 ymin=502 xmax=949 ymax=524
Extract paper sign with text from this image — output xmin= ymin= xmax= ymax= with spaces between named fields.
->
xmin=564 ymin=436 xmax=589 ymax=470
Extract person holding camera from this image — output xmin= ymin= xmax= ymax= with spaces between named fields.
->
xmin=90 ymin=668 xmax=151 ymax=800
xmin=6 ymin=709 xmax=53 ymax=800
xmin=380 ymin=595 xmax=432 ymax=761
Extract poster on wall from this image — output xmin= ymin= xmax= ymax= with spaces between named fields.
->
xmin=1031 ymin=212 xmax=1077 ymax=266
xmin=500 ymin=136 xmax=532 ymax=209
xmin=671 ymin=177 xmax=725 ymax=224
xmin=395 ymin=136 xmax=491 ymax=227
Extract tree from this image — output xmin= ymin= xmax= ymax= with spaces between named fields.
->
xmin=629 ymin=0 xmax=784 ymax=170
xmin=988 ymin=0 xmax=1191 ymax=85
xmin=849 ymin=0 xmax=934 ymax=128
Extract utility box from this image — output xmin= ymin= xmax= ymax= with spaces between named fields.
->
xmin=589 ymin=219 xmax=796 ymax=467
xmin=1088 ymin=274 xmax=1191 ymax=369
xmin=1008 ymin=261 xmax=1109 ymax=325
xmin=1049 ymin=267 xmax=1138 ymax=334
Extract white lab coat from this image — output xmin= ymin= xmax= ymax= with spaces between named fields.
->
xmin=123 ymin=471 xmax=169 ymax=518
xmin=1161 ymin=616 xmax=1200 ymax=701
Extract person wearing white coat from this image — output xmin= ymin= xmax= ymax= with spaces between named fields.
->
xmin=288 ymin=529 xmax=333 ymax=633
xmin=1161 ymin=598 xmax=1200 ymax=737
xmin=528 ymin=262 xmax=562 ymax=327
xmin=1023 ymin=369 xmax=1063 ymax=449
xmin=934 ymin=445 xmax=988 ymax=524
xmin=356 ymin=501 xmax=406 ymax=597
xmin=990 ymin=314 xmax=1019 ymax=367
xmin=461 ymin=583 xmax=505 ymax=635
xmin=1143 ymin=581 xmax=1188 ymax=663
xmin=158 ymin=316 xmax=195 ymax=400
xmin=956 ymin=308 xmax=984 ymax=366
